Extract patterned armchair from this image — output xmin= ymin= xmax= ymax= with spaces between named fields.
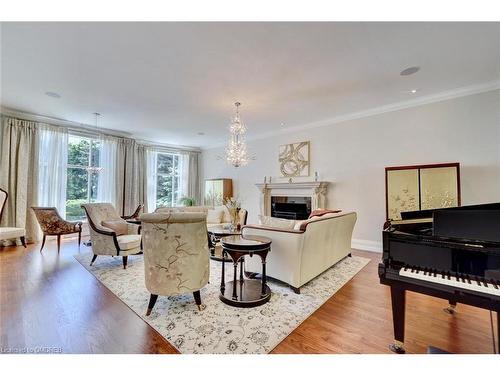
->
xmin=0 ymin=188 xmax=26 ymax=247
xmin=81 ymin=203 xmax=142 ymax=269
xmin=140 ymin=212 xmax=210 ymax=316
xmin=32 ymin=207 xmax=82 ymax=253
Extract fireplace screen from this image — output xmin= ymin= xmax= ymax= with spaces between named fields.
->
xmin=271 ymin=196 xmax=311 ymax=220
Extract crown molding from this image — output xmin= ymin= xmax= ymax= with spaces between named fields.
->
xmin=0 ymin=106 xmax=201 ymax=153
xmin=203 ymin=80 xmax=500 ymax=150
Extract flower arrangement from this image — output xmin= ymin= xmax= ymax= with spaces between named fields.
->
xmin=224 ymin=197 xmax=241 ymax=230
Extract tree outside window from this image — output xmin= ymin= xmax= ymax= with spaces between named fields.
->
xmin=156 ymin=153 xmax=181 ymax=208
xmin=66 ymin=135 xmax=101 ymax=220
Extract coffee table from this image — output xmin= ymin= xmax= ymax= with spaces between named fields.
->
xmin=219 ymin=235 xmax=272 ymax=308
xmin=207 ymin=224 xmax=241 ymax=262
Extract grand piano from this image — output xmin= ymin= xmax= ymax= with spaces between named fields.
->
xmin=379 ymin=203 xmax=500 ymax=353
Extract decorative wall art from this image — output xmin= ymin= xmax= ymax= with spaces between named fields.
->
xmin=279 ymin=141 xmax=310 ymax=177
xmin=385 ymin=163 xmax=460 ymax=221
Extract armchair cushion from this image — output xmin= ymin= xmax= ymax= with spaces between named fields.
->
xmin=117 ymin=234 xmax=142 ymax=250
xmin=207 ymin=208 xmax=224 ymax=224
xmin=102 ymin=219 xmax=128 ymax=236
xmin=0 ymin=227 xmax=26 ymax=240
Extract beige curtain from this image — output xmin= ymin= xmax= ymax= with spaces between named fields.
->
xmin=187 ymin=152 xmax=201 ymax=205
xmin=0 ymin=116 xmax=40 ymax=243
xmin=115 ymin=139 xmax=148 ymax=215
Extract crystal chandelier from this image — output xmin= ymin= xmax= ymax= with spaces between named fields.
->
xmin=86 ymin=112 xmax=104 ymax=174
xmin=224 ymin=102 xmax=254 ymax=167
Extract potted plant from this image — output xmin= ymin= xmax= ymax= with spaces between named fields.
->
xmin=178 ymin=197 xmax=195 ymax=207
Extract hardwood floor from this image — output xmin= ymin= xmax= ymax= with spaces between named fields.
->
xmin=0 ymin=238 xmax=497 ymax=354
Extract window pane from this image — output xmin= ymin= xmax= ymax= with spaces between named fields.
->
xmin=157 ymin=153 xmax=173 ymax=174
xmin=90 ymin=140 xmax=100 ymax=167
xmin=68 ymin=136 xmax=89 ymax=166
xmin=157 ymin=175 xmax=173 ymax=207
xmin=173 ymin=174 xmax=179 ymax=205
xmin=66 ymin=167 xmax=88 ymax=221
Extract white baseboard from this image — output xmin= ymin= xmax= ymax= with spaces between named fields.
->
xmin=351 ymin=239 xmax=382 ymax=253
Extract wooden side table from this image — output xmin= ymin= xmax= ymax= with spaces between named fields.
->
xmin=219 ymin=235 xmax=272 ymax=308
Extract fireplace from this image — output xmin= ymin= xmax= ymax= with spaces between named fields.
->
xmin=255 ymin=181 xmax=329 ymax=217
xmin=271 ymin=196 xmax=311 ymax=220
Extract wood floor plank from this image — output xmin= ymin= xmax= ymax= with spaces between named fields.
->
xmin=0 ymin=238 xmax=496 ymax=353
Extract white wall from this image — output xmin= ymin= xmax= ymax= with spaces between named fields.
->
xmin=201 ymin=90 xmax=500 ymax=252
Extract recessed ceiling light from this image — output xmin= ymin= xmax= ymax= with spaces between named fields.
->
xmin=197 ymin=132 xmax=205 ymax=136
xmin=45 ymin=91 xmax=61 ymax=98
xmin=410 ymin=89 xmax=418 ymax=94
xmin=281 ymin=122 xmax=285 ymax=126
xmin=400 ymin=66 xmax=420 ymax=76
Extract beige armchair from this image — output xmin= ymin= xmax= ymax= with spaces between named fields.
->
xmin=81 ymin=203 xmax=141 ymax=269
xmin=140 ymin=212 xmax=210 ymax=316
xmin=0 ymin=188 xmax=26 ymax=247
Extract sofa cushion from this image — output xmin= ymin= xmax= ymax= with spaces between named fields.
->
xmin=258 ymin=215 xmax=296 ymax=230
xmin=207 ymin=208 xmax=224 ymax=224
xmin=0 ymin=227 xmax=26 ymax=240
xmin=117 ymin=234 xmax=141 ymax=250
xmin=102 ymin=219 xmax=128 ymax=236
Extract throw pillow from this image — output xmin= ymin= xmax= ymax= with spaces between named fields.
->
xmin=101 ymin=219 xmax=128 ymax=236
xmin=207 ymin=208 xmax=224 ymax=224
xmin=308 ymin=208 xmax=342 ymax=219
xmin=258 ymin=215 xmax=296 ymax=230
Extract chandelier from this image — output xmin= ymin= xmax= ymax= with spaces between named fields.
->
xmin=86 ymin=112 xmax=104 ymax=174
xmin=224 ymin=102 xmax=254 ymax=167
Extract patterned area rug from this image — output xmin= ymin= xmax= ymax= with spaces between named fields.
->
xmin=74 ymin=252 xmax=370 ymax=354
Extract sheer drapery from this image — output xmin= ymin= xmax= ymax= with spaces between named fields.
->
xmin=97 ymin=136 xmax=118 ymax=205
xmin=38 ymin=124 xmax=68 ymax=217
xmin=0 ymin=116 xmax=40 ymax=243
xmin=146 ymin=149 xmax=158 ymax=213
xmin=178 ymin=152 xmax=200 ymax=205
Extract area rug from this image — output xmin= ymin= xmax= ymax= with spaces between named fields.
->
xmin=75 ymin=252 xmax=370 ymax=354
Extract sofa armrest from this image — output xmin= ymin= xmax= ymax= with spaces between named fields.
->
xmin=241 ymin=224 xmax=304 ymax=235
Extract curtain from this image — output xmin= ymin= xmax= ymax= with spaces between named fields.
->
xmin=97 ymin=136 xmax=118 ymax=204
xmin=115 ymin=139 xmax=149 ymax=215
xmin=146 ymin=149 xmax=158 ymax=213
xmin=0 ymin=116 xmax=40 ymax=243
xmin=179 ymin=152 xmax=201 ymax=205
xmin=38 ymin=124 xmax=68 ymax=216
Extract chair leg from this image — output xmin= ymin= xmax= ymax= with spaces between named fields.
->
xmin=78 ymin=230 xmax=81 ymax=248
xmin=122 ymin=256 xmax=128 ymax=269
xmin=146 ymin=294 xmax=158 ymax=316
xmin=40 ymin=235 xmax=46 ymax=252
xmin=193 ymin=290 xmax=206 ymax=311
xmin=90 ymin=254 xmax=98 ymax=266
xmin=20 ymin=236 xmax=27 ymax=248
xmin=57 ymin=235 xmax=61 ymax=253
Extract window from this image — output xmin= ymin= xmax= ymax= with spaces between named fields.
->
xmin=156 ymin=152 xmax=181 ymax=208
xmin=66 ymin=135 xmax=101 ymax=220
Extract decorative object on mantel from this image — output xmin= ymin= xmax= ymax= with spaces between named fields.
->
xmin=279 ymin=141 xmax=310 ymax=177
xmin=314 ymin=171 xmax=319 ymax=182
xmin=385 ymin=163 xmax=460 ymax=221
xmin=223 ymin=102 xmax=255 ymax=168
xmin=255 ymin=181 xmax=329 ymax=216
xmin=85 ymin=112 xmax=104 ymax=174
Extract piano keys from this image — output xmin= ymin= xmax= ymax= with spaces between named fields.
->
xmin=379 ymin=203 xmax=500 ymax=353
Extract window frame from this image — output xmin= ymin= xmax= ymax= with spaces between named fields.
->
xmin=155 ymin=152 xmax=181 ymax=208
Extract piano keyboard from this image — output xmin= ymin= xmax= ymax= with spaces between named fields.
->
xmin=399 ymin=266 xmax=500 ymax=297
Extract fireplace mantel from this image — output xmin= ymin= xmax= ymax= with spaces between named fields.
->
xmin=255 ymin=181 xmax=330 ymax=216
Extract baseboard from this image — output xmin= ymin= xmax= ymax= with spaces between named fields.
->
xmin=351 ymin=239 xmax=382 ymax=253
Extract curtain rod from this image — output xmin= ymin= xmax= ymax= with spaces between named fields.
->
xmin=1 ymin=107 xmax=202 ymax=154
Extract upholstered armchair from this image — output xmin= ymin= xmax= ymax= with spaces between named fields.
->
xmin=81 ymin=203 xmax=142 ymax=269
xmin=0 ymin=188 xmax=26 ymax=247
xmin=32 ymin=207 xmax=82 ymax=253
xmin=140 ymin=212 xmax=210 ymax=315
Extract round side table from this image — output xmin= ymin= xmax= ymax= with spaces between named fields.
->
xmin=219 ymin=235 xmax=272 ymax=308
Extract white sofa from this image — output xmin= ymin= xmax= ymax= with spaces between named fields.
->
xmin=155 ymin=205 xmax=248 ymax=228
xmin=242 ymin=211 xmax=357 ymax=293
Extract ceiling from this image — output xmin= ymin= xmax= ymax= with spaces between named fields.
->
xmin=1 ymin=22 xmax=499 ymax=148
